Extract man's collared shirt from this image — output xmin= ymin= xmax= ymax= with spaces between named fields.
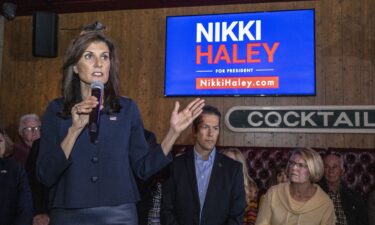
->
xmin=194 ymin=148 xmax=216 ymax=210
xmin=328 ymin=191 xmax=348 ymax=225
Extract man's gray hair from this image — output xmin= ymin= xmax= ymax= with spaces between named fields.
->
xmin=18 ymin=113 xmax=41 ymax=135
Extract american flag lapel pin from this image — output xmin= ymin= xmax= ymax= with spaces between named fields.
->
xmin=0 ymin=170 xmax=7 ymax=174
xmin=109 ymin=115 xmax=117 ymax=121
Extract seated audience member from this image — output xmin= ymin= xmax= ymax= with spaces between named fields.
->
xmin=256 ymin=148 xmax=335 ymax=225
xmin=319 ymin=152 xmax=369 ymax=225
xmin=25 ymin=138 xmax=50 ymax=225
xmin=268 ymin=163 xmax=288 ymax=187
xmin=137 ymin=129 xmax=168 ymax=225
xmin=221 ymin=148 xmax=259 ymax=225
xmin=0 ymin=127 xmax=33 ymax=225
xmin=259 ymin=163 xmax=289 ymax=209
xmin=244 ymin=179 xmax=259 ymax=225
xmin=161 ymin=105 xmax=246 ymax=225
xmin=146 ymin=170 xmax=168 ymax=225
xmin=368 ymin=190 xmax=375 ymax=225
xmin=11 ymin=113 xmax=41 ymax=165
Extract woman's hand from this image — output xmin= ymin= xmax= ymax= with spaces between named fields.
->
xmin=70 ymin=96 xmax=99 ymax=132
xmin=170 ymin=98 xmax=205 ymax=134
xmin=161 ymin=98 xmax=205 ymax=155
xmin=33 ymin=213 xmax=50 ymax=225
xmin=61 ymin=95 xmax=100 ymax=159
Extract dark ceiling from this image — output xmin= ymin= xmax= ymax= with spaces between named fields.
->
xmin=1 ymin=0 xmax=308 ymax=16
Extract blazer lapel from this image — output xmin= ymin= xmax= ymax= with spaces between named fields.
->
xmin=185 ymin=149 xmax=201 ymax=209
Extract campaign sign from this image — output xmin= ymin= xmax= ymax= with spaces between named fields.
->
xmin=165 ymin=9 xmax=315 ymax=96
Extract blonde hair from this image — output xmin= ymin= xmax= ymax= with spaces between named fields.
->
xmin=289 ymin=148 xmax=324 ymax=183
xmin=221 ymin=148 xmax=257 ymax=204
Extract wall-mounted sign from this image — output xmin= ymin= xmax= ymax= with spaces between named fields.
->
xmin=225 ymin=106 xmax=375 ymax=133
xmin=165 ymin=9 xmax=316 ymax=96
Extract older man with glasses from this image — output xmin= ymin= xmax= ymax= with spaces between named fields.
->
xmin=318 ymin=152 xmax=369 ymax=225
xmin=10 ymin=113 xmax=41 ymax=165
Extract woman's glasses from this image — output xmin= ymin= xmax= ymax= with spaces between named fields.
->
xmin=288 ymin=160 xmax=308 ymax=169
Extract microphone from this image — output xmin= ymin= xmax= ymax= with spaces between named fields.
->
xmin=89 ymin=81 xmax=104 ymax=143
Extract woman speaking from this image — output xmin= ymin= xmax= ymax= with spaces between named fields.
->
xmin=37 ymin=22 xmax=204 ymax=225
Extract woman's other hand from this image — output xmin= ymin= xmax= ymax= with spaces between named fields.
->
xmin=70 ymin=95 xmax=99 ymax=132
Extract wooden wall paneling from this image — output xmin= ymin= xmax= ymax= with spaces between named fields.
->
xmin=352 ymin=0 xmax=375 ymax=148
xmin=321 ymin=0 xmax=343 ymax=105
xmin=371 ymin=0 xmax=375 ymax=108
xmin=341 ymin=0 xmax=362 ymax=105
xmin=319 ymin=0 xmax=345 ymax=147
xmin=0 ymin=18 xmax=3 ymax=84
xmin=274 ymin=132 xmax=297 ymax=147
xmin=368 ymin=0 xmax=375 ymax=148
xmin=2 ymin=17 xmax=34 ymax=139
xmin=341 ymin=0 xmax=374 ymax=148
xmin=254 ymin=132 xmax=274 ymax=147
xmin=145 ymin=8 xmax=188 ymax=144
xmin=360 ymin=0 xmax=375 ymax=106
xmin=126 ymin=10 xmax=156 ymax=124
xmin=142 ymin=9 xmax=170 ymax=139
xmin=298 ymin=3 xmax=327 ymax=148
xmin=304 ymin=134 xmax=326 ymax=148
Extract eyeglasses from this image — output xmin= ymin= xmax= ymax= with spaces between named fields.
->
xmin=23 ymin=126 xmax=41 ymax=133
xmin=288 ymin=160 xmax=308 ymax=169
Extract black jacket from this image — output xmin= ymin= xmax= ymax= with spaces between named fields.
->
xmin=0 ymin=158 xmax=33 ymax=225
xmin=161 ymin=149 xmax=246 ymax=225
xmin=25 ymin=139 xmax=49 ymax=215
xmin=319 ymin=179 xmax=369 ymax=225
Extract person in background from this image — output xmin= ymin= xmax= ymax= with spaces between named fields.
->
xmin=161 ymin=105 xmax=246 ymax=225
xmin=146 ymin=171 xmax=167 ymax=225
xmin=256 ymin=148 xmax=335 ymax=225
xmin=137 ymin=129 xmax=169 ymax=225
xmin=245 ymin=179 xmax=259 ymax=225
xmin=221 ymin=147 xmax=259 ymax=225
xmin=368 ymin=190 xmax=375 ymax=225
xmin=36 ymin=22 xmax=204 ymax=225
xmin=319 ymin=152 xmax=369 ymax=225
xmin=268 ymin=163 xmax=288 ymax=187
xmin=25 ymin=138 xmax=50 ymax=225
xmin=259 ymin=163 xmax=289 ymax=209
xmin=11 ymin=113 xmax=41 ymax=165
xmin=0 ymin=127 xmax=33 ymax=225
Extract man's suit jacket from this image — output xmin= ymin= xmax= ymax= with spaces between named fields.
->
xmin=161 ymin=149 xmax=246 ymax=225
xmin=319 ymin=178 xmax=369 ymax=225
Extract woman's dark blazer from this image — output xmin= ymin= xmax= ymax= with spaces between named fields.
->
xmin=37 ymin=97 xmax=171 ymax=209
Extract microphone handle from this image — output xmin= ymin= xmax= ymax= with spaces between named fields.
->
xmin=89 ymin=87 xmax=102 ymax=143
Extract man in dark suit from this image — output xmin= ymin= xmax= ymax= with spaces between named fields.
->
xmin=161 ymin=105 xmax=246 ymax=225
